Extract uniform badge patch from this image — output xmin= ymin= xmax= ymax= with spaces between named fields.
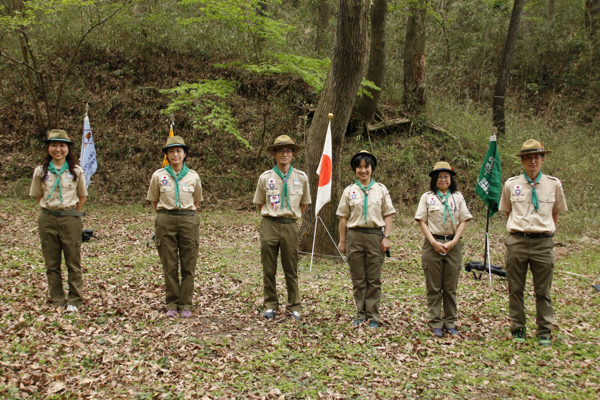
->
xmin=161 ymin=175 xmax=169 ymax=185
xmin=270 ymin=195 xmax=280 ymax=204
xmin=294 ymin=178 xmax=300 ymax=186
xmin=515 ymin=185 xmax=522 ymax=195
xmin=42 ymin=174 xmax=49 ymax=181
xmin=351 ymin=190 xmax=357 ymax=199
xmin=268 ymin=178 xmax=275 ymax=189
xmin=66 ymin=172 xmax=74 ymax=179
xmin=430 ymin=197 xmax=436 ymax=205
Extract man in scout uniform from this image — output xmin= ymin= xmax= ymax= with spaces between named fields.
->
xmin=147 ymin=136 xmax=203 ymax=318
xmin=499 ymin=139 xmax=568 ymax=346
xmin=253 ymin=135 xmax=311 ymax=321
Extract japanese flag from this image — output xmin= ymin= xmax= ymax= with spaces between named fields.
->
xmin=315 ymin=118 xmax=333 ymax=216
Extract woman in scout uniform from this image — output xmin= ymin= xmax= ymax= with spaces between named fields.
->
xmin=337 ymin=151 xmax=395 ymax=328
xmin=29 ymin=129 xmax=88 ymax=313
xmin=147 ymin=136 xmax=203 ymax=318
xmin=415 ymin=162 xmax=472 ymax=337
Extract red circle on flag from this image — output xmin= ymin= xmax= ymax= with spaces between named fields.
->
xmin=318 ymin=155 xmax=332 ymax=186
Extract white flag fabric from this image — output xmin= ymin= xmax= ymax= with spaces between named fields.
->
xmin=315 ymin=119 xmax=333 ymax=216
xmin=80 ymin=115 xmax=97 ymax=189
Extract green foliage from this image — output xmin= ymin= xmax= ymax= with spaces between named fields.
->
xmin=160 ymin=79 xmax=252 ymax=150
xmin=357 ymin=77 xmax=381 ymax=99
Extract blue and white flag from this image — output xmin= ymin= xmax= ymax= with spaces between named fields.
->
xmin=80 ymin=114 xmax=97 ymax=189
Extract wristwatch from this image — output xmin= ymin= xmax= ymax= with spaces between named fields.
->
xmin=383 ymin=234 xmax=390 ymax=238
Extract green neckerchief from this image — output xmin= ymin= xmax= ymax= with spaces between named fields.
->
xmin=356 ymin=178 xmax=375 ymax=225
xmin=164 ymin=163 xmax=190 ymax=210
xmin=272 ymin=165 xmax=294 ymax=210
xmin=435 ymin=189 xmax=455 ymax=226
xmin=524 ymin=171 xmax=543 ymax=211
xmin=46 ymin=160 xmax=70 ymax=203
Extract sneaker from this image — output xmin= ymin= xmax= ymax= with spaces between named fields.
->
xmin=290 ymin=311 xmax=301 ymax=321
xmin=369 ymin=321 xmax=379 ymax=328
xmin=180 ymin=310 xmax=192 ymax=318
xmin=433 ymin=328 xmax=443 ymax=338
xmin=538 ymin=336 xmax=551 ymax=347
xmin=263 ymin=309 xmax=276 ymax=319
xmin=166 ymin=309 xmax=178 ymax=318
xmin=66 ymin=304 xmax=78 ymax=313
xmin=352 ymin=319 xmax=364 ymax=326
xmin=446 ymin=328 xmax=460 ymax=336
xmin=512 ymin=328 xmax=526 ymax=342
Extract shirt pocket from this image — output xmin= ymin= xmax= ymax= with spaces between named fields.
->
xmin=160 ymin=186 xmax=174 ymax=193
xmin=180 ymin=185 xmax=195 ymax=207
xmin=510 ymin=195 xmax=528 ymax=214
xmin=538 ymin=196 xmax=555 ymax=216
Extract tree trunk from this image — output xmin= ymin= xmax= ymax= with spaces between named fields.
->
xmin=299 ymin=0 xmax=370 ymax=255
xmin=403 ymin=0 xmax=427 ymax=113
xmin=492 ymin=0 xmax=525 ymax=136
xmin=360 ymin=0 xmax=387 ymax=126
xmin=546 ymin=0 xmax=555 ymax=26
xmin=585 ymin=0 xmax=600 ymax=37
xmin=521 ymin=0 xmax=531 ymax=36
xmin=315 ymin=0 xmax=331 ymax=55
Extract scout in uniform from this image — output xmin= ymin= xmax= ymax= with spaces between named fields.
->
xmin=499 ymin=139 xmax=567 ymax=346
xmin=253 ymin=135 xmax=311 ymax=321
xmin=337 ymin=151 xmax=395 ymax=328
xmin=29 ymin=130 xmax=88 ymax=312
xmin=415 ymin=162 xmax=472 ymax=337
xmin=147 ymin=136 xmax=203 ymax=318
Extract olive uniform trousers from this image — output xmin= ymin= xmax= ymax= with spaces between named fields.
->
xmin=260 ymin=217 xmax=301 ymax=312
xmin=346 ymin=229 xmax=384 ymax=322
xmin=38 ymin=213 xmax=84 ymax=307
xmin=421 ymin=238 xmax=463 ymax=329
xmin=155 ymin=213 xmax=199 ymax=311
xmin=505 ymin=234 xmax=555 ymax=337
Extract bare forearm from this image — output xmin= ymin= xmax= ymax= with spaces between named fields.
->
xmin=77 ymin=197 xmax=86 ymax=213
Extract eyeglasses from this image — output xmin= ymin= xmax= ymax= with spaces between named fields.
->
xmin=437 ymin=175 xmax=451 ymax=181
xmin=276 ymin=149 xmax=293 ymax=154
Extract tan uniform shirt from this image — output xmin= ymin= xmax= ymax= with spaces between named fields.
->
xmin=253 ymin=168 xmax=311 ymax=220
xmin=336 ymin=182 xmax=396 ymax=229
xmin=29 ymin=165 xmax=88 ymax=210
xmin=146 ymin=168 xmax=203 ymax=211
xmin=414 ymin=191 xmax=473 ymax=236
xmin=499 ymin=173 xmax=567 ymax=233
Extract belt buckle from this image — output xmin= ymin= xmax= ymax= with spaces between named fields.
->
xmin=443 ymin=235 xmax=450 ymax=241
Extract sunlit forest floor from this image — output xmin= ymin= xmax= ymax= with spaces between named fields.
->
xmin=1 ymin=199 xmax=599 ymax=399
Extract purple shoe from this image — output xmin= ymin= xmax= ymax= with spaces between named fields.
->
xmin=181 ymin=310 xmax=192 ymax=318
xmin=166 ymin=309 xmax=178 ymax=318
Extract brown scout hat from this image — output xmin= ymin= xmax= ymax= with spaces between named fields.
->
xmin=515 ymin=139 xmax=552 ymax=157
xmin=43 ymin=129 xmax=74 ymax=144
xmin=266 ymin=135 xmax=301 ymax=153
xmin=350 ymin=150 xmax=378 ymax=170
xmin=162 ymin=136 xmax=190 ymax=153
xmin=429 ymin=161 xmax=456 ymax=177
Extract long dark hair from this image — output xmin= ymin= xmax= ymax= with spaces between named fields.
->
xmin=351 ymin=154 xmax=376 ymax=172
xmin=41 ymin=143 xmax=78 ymax=181
xmin=429 ymin=171 xmax=457 ymax=193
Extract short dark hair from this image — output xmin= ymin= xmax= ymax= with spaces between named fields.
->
xmin=429 ymin=171 xmax=457 ymax=193
xmin=166 ymin=146 xmax=189 ymax=162
xmin=351 ymin=154 xmax=376 ymax=172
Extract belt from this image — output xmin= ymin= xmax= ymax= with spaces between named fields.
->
xmin=158 ymin=210 xmax=196 ymax=216
xmin=265 ymin=216 xmax=295 ymax=224
xmin=41 ymin=209 xmax=85 ymax=217
xmin=433 ymin=234 xmax=455 ymax=241
xmin=511 ymin=232 xmax=554 ymax=239
xmin=350 ymin=227 xmax=384 ymax=235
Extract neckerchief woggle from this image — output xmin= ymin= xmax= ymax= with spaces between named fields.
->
xmin=46 ymin=160 xmax=70 ymax=203
xmin=435 ymin=189 xmax=455 ymax=226
xmin=164 ymin=163 xmax=190 ymax=210
xmin=356 ymin=178 xmax=375 ymax=225
xmin=273 ymin=165 xmax=294 ymax=210
xmin=524 ymin=171 xmax=542 ymax=211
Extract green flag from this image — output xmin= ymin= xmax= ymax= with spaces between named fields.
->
xmin=476 ymin=136 xmax=502 ymax=218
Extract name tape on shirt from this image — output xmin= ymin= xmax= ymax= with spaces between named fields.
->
xmin=294 ymin=178 xmax=300 ymax=186
xmin=270 ymin=195 xmax=280 ymax=204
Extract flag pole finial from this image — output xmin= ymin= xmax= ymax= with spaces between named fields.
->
xmin=328 ymin=113 xmax=333 ymax=119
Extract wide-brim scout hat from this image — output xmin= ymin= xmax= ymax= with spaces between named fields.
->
xmin=162 ymin=136 xmax=190 ymax=153
xmin=515 ymin=139 xmax=552 ymax=157
xmin=429 ymin=161 xmax=456 ymax=177
xmin=266 ymin=135 xmax=301 ymax=153
xmin=350 ymin=150 xmax=378 ymax=170
xmin=43 ymin=129 xmax=73 ymax=144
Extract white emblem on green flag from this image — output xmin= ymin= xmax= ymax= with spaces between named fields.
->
xmin=476 ymin=135 xmax=502 ymax=217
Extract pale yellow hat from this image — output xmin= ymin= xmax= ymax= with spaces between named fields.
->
xmin=429 ymin=161 xmax=456 ymax=177
xmin=266 ymin=135 xmax=301 ymax=153
xmin=515 ymin=139 xmax=552 ymax=157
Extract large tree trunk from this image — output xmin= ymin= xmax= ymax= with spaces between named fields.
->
xmin=360 ymin=0 xmax=387 ymax=126
xmin=403 ymin=0 xmax=427 ymax=113
xmin=492 ymin=0 xmax=525 ymax=136
xmin=585 ymin=0 xmax=600 ymax=37
xmin=315 ymin=0 xmax=331 ymax=55
xmin=299 ymin=0 xmax=370 ymax=255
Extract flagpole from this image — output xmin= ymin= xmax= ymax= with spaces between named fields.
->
xmin=309 ymin=214 xmax=319 ymax=272
xmin=483 ymin=206 xmax=491 ymax=286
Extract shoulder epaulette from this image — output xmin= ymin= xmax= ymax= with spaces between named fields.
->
xmin=506 ymin=176 xmax=520 ymax=182
xmin=295 ymin=170 xmax=308 ymax=178
xmin=260 ymin=170 xmax=272 ymax=177
xmin=545 ymin=175 xmax=560 ymax=181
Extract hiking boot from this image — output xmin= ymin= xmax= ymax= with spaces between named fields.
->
xmin=446 ymin=328 xmax=460 ymax=336
xmin=538 ymin=336 xmax=551 ymax=347
xmin=433 ymin=328 xmax=443 ymax=338
xmin=66 ymin=304 xmax=79 ymax=313
xmin=180 ymin=310 xmax=192 ymax=318
xmin=352 ymin=319 xmax=364 ymax=326
xmin=166 ymin=309 xmax=178 ymax=318
xmin=369 ymin=321 xmax=379 ymax=328
xmin=263 ymin=309 xmax=276 ymax=319
xmin=512 ymin=328 xmax=526 ymax=342
xmin=290 ymin=311 xmax=301 ymax=321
